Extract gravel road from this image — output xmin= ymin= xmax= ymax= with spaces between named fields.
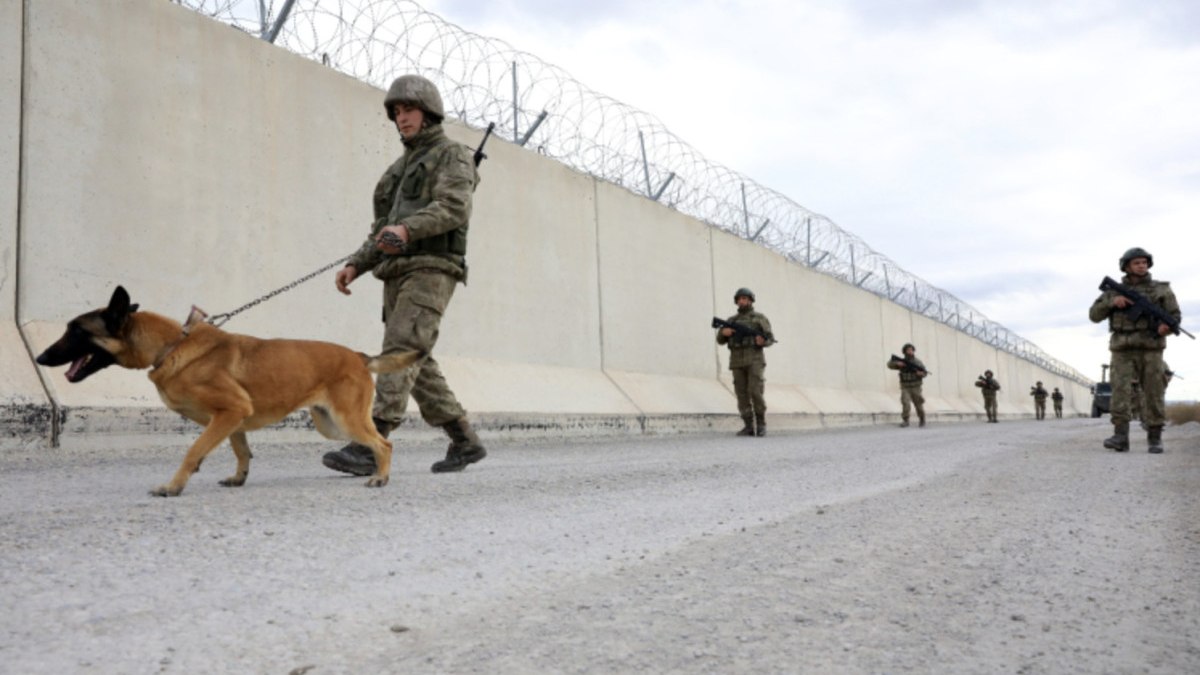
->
xmin=1 ymin=418 xmax=1197 ymax=674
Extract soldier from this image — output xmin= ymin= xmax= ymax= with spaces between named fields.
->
xmin=325 ymin=74 xmax=487 ymax=475
xmin=974 ymin=370 xmax=1001 ymax=423
xmin=1051 ymin=387 xmax=1064 ymax=418
xmin=1088 ymin=247 xmax=1182 ymax=454
xmin=716 ymin=288 xmax=775 ymax=436
xmin=887 ymin=344 xmax=928 ymax=427
xmin=1029 ymin=381 xmax=1048 ymax=420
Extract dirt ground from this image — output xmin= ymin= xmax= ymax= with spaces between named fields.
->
xmin=1 ymin=418 xmax=1197 ymax=674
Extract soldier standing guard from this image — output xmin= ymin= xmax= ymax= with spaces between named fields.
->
xmin=716 ymin=288 xmax=775 ymax=436
xmin=1051 ymin=388 xmax=1064 ymax=418
xmin=325 ymin=74 xmax=488 ymax=475
xmin=1088 ymin=247 xmax=1182 ymax=454
xmin=887 ymin=344 xmax=928 ymax=427
xmin=975 ymin=370 xmax=1001 ymax=423
xmin=1030 ymin=381 xmax=1049 ymax=420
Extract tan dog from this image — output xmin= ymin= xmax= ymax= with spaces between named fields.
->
xmin=35 ymin=286 xmax=422 ymax=496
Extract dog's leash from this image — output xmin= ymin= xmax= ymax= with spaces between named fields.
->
xmin=206 ymin=255 xmax=351 ymax=328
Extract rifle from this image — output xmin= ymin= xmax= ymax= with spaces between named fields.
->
xmin=1099 ymin=276 xmax=1195 ymax=339
xmin=889 ymin=354 xmax=929 ymax=375
xmin=975 ymin=375 xmax=996 ymax=390
xmin=379 ymin=122 xmax=496 ymax=252
xmin=712 ymin=317 xmax=776 ymax=344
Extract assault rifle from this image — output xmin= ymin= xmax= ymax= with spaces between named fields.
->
xmin=889 ymin=354 xmax=929 ymax=375
xmin=1099 ymin=276 xmax=1194 ymax=339
xmin=378 ymin=122 xmax=496 ymax=252
xmin=712 ymin=317 xmax=776 ymax=344
xmin=975 ymin=375 xmax=997 ymax=390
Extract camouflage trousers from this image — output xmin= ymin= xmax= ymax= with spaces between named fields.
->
xmin=900 ymin=384 xmax=925 ymax=421
xmin=1110 ymin=349 xmax=1166 ymax=428
xmin=1034 ymin=399 xmax=1046 ymax=420
xmin=982 ymin=394 xmax=997 ymax=421
xmin=731 ymin=363 xmax=766 ymax=420
xmin=372 ymin=270 xmax=466 ymax=427
xmin=1053 ymin=402 xmax=1063 ymax=418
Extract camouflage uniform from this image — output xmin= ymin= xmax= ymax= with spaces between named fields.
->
xmin=1088 ymin=249 xmax=1181 ymax=453
xmin=1030 ymin=383 xmax=1048 ymax=420
xmin=326 ymin=75 xmax=486 ymax=476
xmin=975 ymin=372 xmax=1000 ymax=422
xmin=887 ymin=346 xmax=927 ymax=427
xmin=1129 ymin=380 xmax=1142 ymax=421
xmin=347 ymin=122 xmax=477 ymax=428
xmin=716 ymin=293 xmax=775 ymax=436
xmin=1051 ymin=388 xmax=1064 ymax=418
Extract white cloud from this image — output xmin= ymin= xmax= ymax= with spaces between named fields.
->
xmin=426 ymin=0 xmax=1200 ymax=400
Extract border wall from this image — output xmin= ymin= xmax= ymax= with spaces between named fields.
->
xmin=1 ymin=0 xmax=1091 ymax=449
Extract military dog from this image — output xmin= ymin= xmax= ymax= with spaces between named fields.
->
xmin=35 ymin=286 xmax=422 ymax=496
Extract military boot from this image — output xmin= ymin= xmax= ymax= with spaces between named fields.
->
xmin=918 ymin=412 xmax=926 ymax=428
xmin=737 ymin=416 xmax=755 ymax=436
xmin=1103 ymin=422 xmax=1130 ymax=452
xmin=431 ymin=417 xmax=487 ymax=473
xmin=322 ymin=417 xmax=395 ymax=476
xmin=755 ymin=414 xmax=767 ymax=437
xmin=1147 ymin=426 xmax=1164 ymax=454
xmin=899 ymin=418 xmax=910 ymax=428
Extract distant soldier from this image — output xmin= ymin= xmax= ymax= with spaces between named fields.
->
xmin=887 ymin=344 xmax=928 ymax=427
xmin=716 ymin=288 xmax=775 ymax=436
xmin=1030 ymin=381 xmax=1049 ymax=420
xmin=974 ymin=370 xmax=1001 ymax=423
xmin=1051 ymin=388 xmax=1064 ymax=418
xmin=1088 ymin=247 xmax=1182 ymax=454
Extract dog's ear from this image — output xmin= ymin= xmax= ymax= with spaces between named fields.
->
xmin=103 ymin=286 xmax=134 ymax=335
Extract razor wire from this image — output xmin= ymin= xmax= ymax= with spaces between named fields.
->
xmin=176 ymin=0 xmax=1089 ymax=384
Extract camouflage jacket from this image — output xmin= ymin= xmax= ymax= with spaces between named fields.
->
xmin=715 ymin=306 xmax=775 ymax=369
xmin=975 ymin=376 xmax=1000 ymax=397
xmin=888 ymin=355 xmax=927 ymax=386
xmin=1030 ymin=386 xmax=1048 ymax=401
xmin=1051 ymin=391 xmax=1064 ymax=402
xmin=1088 ymin=272 xmax=1180 ymax=351
xmin=348 ymin=124 xmax=479 ymax=282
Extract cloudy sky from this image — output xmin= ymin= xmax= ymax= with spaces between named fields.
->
xmin=418 ymin=0 xmax=1200 ymax=399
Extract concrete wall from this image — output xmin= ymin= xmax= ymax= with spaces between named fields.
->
xmin=1 ymin=0 xmax=54 ymax=448
xmin=4 ymin=0 xmax=1092 ymax=446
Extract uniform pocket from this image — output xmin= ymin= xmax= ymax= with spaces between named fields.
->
xmin=400 ymin=162 xmax=428 ymax=200
xmin=373 ymin=174 xmax=400 ymax=219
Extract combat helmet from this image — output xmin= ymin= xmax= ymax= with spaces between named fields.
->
xmin=1119 ymin=247 xmax=1153 ymax=272
xmin=734 ymin=287 xmax=755 ymax=302
xmin=383 ymin=74 xmax=445 ymax=123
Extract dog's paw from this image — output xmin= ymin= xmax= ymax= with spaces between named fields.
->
xmin=218 ymin=475 xmax=246 ymax=487
xmin=364 ymin=475 xmax=389 ymax=488
xmin=150 ymin=484 xmax=183 ymax=497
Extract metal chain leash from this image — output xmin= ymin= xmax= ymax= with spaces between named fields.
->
xmin=206 ymin=254 xmax=351 ymax=328
xmin=205 ymin=125 xmax=489 ymax=328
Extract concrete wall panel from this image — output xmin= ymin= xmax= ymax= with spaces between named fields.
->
xmin=2 ymin=0 xmax=53 ymax=446
xmin=596 ymin=181 xmax=715 ymax=379
xmin=2 ymin=0 xmax=20 ymax=321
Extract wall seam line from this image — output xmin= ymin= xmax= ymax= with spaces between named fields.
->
xmin=592 ymin=179 xmax=645 ymax=421
xmin=12 ymin=0 xmax=61 ymax=447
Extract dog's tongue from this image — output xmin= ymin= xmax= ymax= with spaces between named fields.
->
xmin=65 ymin=356 xmax=87 ymax=382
